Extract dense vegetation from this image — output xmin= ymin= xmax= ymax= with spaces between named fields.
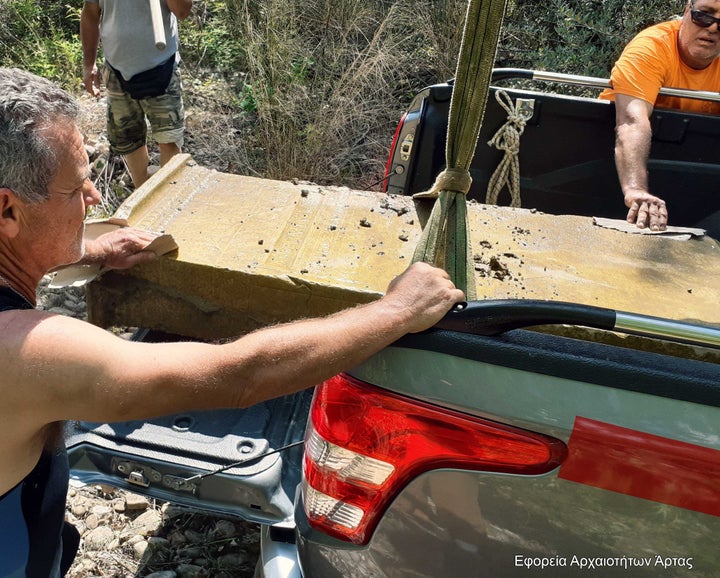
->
xmin=0 ymin=0 xmax=679 ymax=190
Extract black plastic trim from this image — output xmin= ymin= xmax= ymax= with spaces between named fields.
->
xmin=436 ymin=300 xmax=616 ymax=335
xmin=394 ymin=328 xmax=720 ymax=408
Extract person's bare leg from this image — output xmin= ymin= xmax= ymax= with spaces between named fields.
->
xmin=124 ymin=145 xmax=150 ymax=188
xmin=158 ymin=142 xmax=181 ymax=166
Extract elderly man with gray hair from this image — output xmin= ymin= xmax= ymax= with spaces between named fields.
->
xmin=0 ymin=68 xmax=463 ymax=577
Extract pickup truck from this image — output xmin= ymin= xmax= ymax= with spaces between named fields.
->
xmin=66 ymin=69 xmax=720 ymax=577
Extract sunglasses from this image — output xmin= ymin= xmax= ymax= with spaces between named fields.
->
xmin=690 ymin=0 xmax=720 ymax=28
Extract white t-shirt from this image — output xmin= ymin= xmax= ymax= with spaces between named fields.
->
xmin=87 ymin=0 xmax=179 ymax=80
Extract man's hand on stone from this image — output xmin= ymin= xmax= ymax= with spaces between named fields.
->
xmin=625 ymin=190 xmax=668 ymax=231
xmin=84 ymin=227 xmax=160 ymax=270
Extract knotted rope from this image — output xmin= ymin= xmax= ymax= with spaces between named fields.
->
xmin=412 ymin=167 xmax=473 ymax=199
xmin=485 ymin=90 xmax=533 ymax=207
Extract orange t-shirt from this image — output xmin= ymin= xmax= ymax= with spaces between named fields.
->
xmin=599 ymin=19 xmax=720 ymax=114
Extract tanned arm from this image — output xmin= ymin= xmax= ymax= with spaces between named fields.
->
xmin=80 ymin=1 xmax=102 ymax=97
xmin=614 ymin=93 xmax=668 ymax=230
xmin=166 ymin=0 xmax=193 ymax=19
xmin=2 ymin=262 xmax=463 ymax=427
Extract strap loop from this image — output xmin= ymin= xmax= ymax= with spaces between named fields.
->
xmin=413 ymin=168 xmax=472 ymax=199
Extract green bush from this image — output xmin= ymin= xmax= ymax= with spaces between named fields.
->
xmin=211 ymin=0 xmax=467 ymax=186
xmin=179 ymin=0 xmax=247 ymax=74
xmin=0 ymin=0 xmax=83 ymax=87
xmin=499 ymin=0 xmax=683 ymax=77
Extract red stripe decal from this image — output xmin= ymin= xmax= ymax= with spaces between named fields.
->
xmin=558 ymin=416 xmax=720 ymax=517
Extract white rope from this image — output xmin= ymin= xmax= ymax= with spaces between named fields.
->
xmin=485 ymin=90 xmax=533 ymax=207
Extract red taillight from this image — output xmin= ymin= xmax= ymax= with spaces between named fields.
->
xmin=382 ymin=113 xmax=407 ymax=192
xmin=302 ymin=373 xmax=567 ymax=544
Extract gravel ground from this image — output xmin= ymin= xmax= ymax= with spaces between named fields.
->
xmin=64 ymin=484 xmax=260 ymax=578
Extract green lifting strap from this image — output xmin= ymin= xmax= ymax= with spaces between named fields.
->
xmin=412 ymin=0 xmax=508 ymax=300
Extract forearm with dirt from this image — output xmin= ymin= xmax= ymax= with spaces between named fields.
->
xmin=615 ymin=118 xmax=651 ymax=203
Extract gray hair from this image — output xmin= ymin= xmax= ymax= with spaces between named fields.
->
xmin=0 ymin=68 xmax=80 ymax=203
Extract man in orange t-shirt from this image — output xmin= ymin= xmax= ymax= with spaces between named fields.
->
xmin=599 ymin=0 xmax=720 ymax=230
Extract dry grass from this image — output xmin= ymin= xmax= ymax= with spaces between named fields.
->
xmin=217 ymin=0 xmax=467 ymax=189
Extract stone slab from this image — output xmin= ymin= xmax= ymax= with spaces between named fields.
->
xmin=87 ymin=154 xmax=720 ymax=359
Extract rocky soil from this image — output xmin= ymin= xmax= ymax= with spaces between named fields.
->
xmin=42 ymin=91 xmax=263 ymax=577
xmin=64 ymin=484 xmax=260 ymax=578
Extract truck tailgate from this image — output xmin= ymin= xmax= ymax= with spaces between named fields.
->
xmin=296 ymin=328 xmax=720 ymax=577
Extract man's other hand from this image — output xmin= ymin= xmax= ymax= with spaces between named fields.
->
xmin=83 ymin=65 xmax=101 ymax=98
xmin=383 ymin=262 xmax=466 ymax=334
xmin=84 ymin=227 xmax=160 ymax=269
xmin=625 ymin=190 xmax=668 ymax=231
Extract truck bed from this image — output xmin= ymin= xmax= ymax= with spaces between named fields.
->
xmin=384 ymin=69 xmax=720 ymax=232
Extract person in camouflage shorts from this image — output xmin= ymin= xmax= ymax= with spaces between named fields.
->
xmin=81 ymin=0 xmax=192 ymax=187
xmin=101 ymin=62 xmax=185 ymax=163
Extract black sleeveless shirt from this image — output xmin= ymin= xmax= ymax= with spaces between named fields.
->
xmin=0 ymin=286 xmax=79 ymax=577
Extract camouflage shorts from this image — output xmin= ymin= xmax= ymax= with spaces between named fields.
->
xmin=102 ymin=63 xmax=185 ymax=155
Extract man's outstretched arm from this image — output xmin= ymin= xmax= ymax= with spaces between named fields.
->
xmin=6 ymin=262 xmax=464 ymax=427
xmin=613 ymin=93 xmax=668 ymax=230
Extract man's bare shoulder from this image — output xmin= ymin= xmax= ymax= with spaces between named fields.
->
xmin=0 ymin=307 xmax=109 ymax=346
xmin=0 ymin=310 xmax=120 ymax=491
xmin=0 ymin=309 xmax=132 ymax=419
